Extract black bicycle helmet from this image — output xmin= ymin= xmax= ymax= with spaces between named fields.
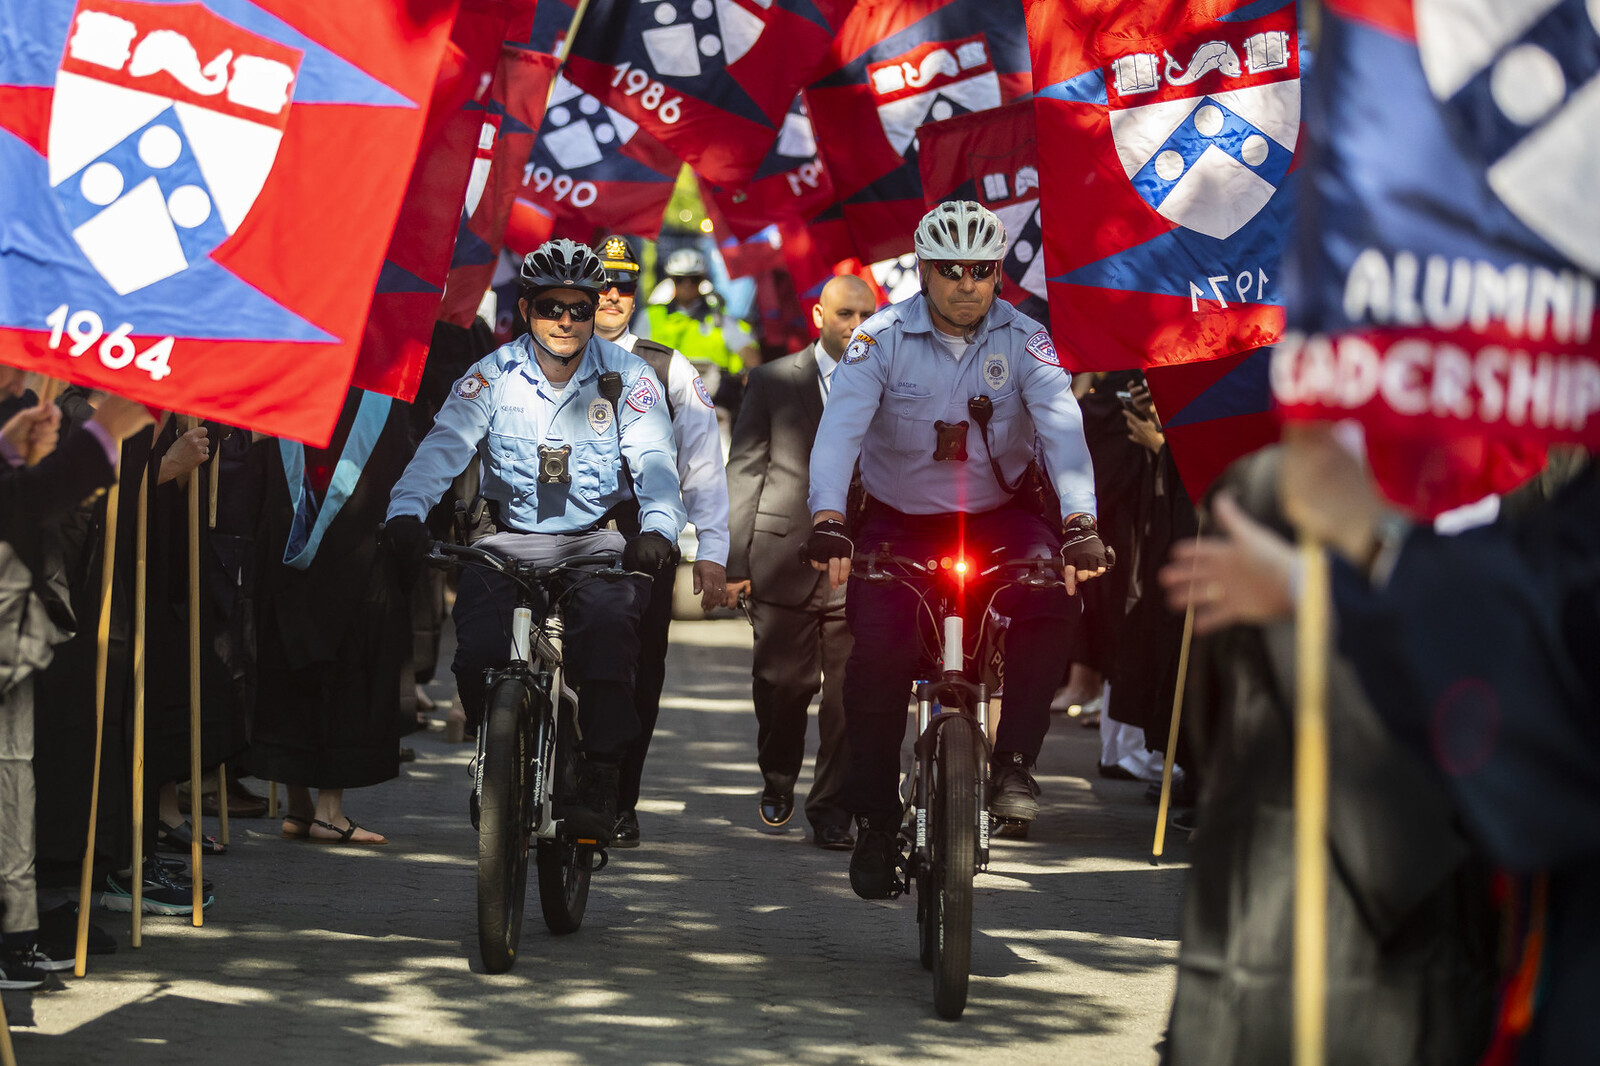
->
xmin=519 ymin=238 xmax=607 ymax=298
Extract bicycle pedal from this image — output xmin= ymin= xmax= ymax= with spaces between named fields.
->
xmin=994 ymin=818 xmax=1031 ymax=840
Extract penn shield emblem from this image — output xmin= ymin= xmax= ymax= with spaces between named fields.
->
xmin=48 ymin=2 xmax=302 ymax=295
xmin=1414 ymin=0 xmax=1600 ymax=273
xmin=982 ymin=352 xmax=1010 ymax=390
xmin=842 ymin=330 xmax=877 ymax=365
xmin=456 ymin=371 xmax=489 ymax=399
xmin=867 ymin=35 xmax=1000 ymax=160
xmin=1107 ymin=27 xmax=1298 ymax=240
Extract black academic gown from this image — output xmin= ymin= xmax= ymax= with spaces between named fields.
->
xmin=244 ymin=392 xmax=412 ymax=790
xmin=1165 ymin=450 xmax=1499 ymax=1066
xmin=1333 ymin=461 xmax=1600 ymax=1065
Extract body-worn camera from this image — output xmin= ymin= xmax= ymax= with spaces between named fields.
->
xmin=933 ymin=419 xmax=969 ymax=462
xmin=537 ymin=444 xmax=571 ymax=484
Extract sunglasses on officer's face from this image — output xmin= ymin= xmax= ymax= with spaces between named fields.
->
xmin=603 ymin=279 xmax=638 ymax=296
xmin=932 ymin=261 xmax=999 ymax=281
xmin=531 ymin=297 xmax=596 ymax=322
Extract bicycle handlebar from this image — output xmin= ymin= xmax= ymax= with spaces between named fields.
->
xmin=427 ymin=541 xmax=630 ymax=583
xmin=849 ymin=549 xmax=1065 ymax=589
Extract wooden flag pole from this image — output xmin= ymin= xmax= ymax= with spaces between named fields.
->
xmin=1152 ymin=514 xmax=1204 ymax=862
xmin=185 ymin=418 xmax=205 ymax=925
xmin=1293 ymin=537 xmax=1332 ymax=1066
xmin=74 ymin=478 xmax=120 ymax=977
xmin=209 ymin=445 xmax=229 ymax=847
xmin=129 ymin=464 xmax=149 ymax=946
xmin=0 ymin=987 xmax=16 ymax=1066
xmin=1151 ymin=597 xmax=1197 ymax=861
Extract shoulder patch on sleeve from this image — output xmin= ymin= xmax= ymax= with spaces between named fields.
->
xmin=626 ymin=375 xmax=660 ymax=413
xmin=692 ymin=375 xmax=715 ymax=408
xmin=841 ymin=330 xmax=878 ymax=365
xmin=456 ymin=371 xmax=490 ymax=399
xmin=1025 ymin=330 xmax=1060 ymax=366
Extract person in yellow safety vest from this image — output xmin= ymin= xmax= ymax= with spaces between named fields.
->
xmin=645 ymin=248 xmax=756 ymax=416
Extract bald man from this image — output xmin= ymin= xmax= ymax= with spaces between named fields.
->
xmin=726 ymin=275 xmax=878 ymax=849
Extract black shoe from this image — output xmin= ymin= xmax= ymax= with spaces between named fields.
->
xmin=102 ymin=859 xmax=213 ymax=916
xmin=38 ymin=903 xmax=116 ymax=957
xmin=758 ymin=789 xmax=794 ymax=830
xmin=1170 ymin=808 xmax=1197 ymax=834
xmin=1097 ymin=761 xmax=1139 ymax=781
xmin=813 ymin=823 xmax=855 ymax=851
xmin=848 ymin=817 xmax=902 ymax=900
xmin=612 ymin=810 xmax=640 ymax=849
xmin=564 ymin=759 xmax=619 ymax=845
xmin=1144 ymin=767 xmax=1194 ymax=806
xmin=0 ymin=951 xmax=48 ymax=990
xmin=990 ymin=752 xmax=1041 ymax=822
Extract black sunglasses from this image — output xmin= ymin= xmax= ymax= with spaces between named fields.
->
xmin=933 ymin=261 xmax=999 ymax=281
xmin=603 ymin=279 xmax=638 ymax=295
xmin=531 ymin=296 xmax=596 ymax=322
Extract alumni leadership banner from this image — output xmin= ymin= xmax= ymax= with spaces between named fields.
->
xmin=0 ymin=0 xmax=459 ymax=445
xmin=1024 ymin=0 xmax=1299 ymax=371
xmin=1272 ymin=0 xmax=1600 ymax=450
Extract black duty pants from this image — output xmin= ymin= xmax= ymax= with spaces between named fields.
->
xmin=840 ymin=502 xmax=1073 ymax=819
xmin=618 ymin=547 xmax=679 ymax=812
xmin=750 ymin=579 xmax=852 ymax=831
xmin=452 ymin=564 xmax=650 ymax=760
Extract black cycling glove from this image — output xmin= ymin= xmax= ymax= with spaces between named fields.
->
xmin=1060 ymin=514 xmax=1114 ymax=573
xmin=804 ymin=519 xmax=854 ymax=566
xmin=623 ymin=531 xmax=676 ymax=575
xmin=380 ymin=514 xmax=431 ymax=587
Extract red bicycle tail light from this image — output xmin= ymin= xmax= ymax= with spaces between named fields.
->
xmin=954 ymin=558 xmax=969 ymax=575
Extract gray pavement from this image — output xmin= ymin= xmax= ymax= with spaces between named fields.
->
xmin=14 ymin=618 xmax=1188 ymax=1066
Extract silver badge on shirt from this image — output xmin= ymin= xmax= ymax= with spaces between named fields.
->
xmin=982 ymin=353 xmax=1010 ymax=391
xmin=588 ymin=397 xmax=614 ymax=436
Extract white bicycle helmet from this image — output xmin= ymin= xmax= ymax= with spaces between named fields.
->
xmin=913 ymin=200 xmax=1007 ymax=261
xmin=663 ymin=247 xmax=708 ymax=278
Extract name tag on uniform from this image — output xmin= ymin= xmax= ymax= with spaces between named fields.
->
xmin=588 ymin=397 xmax=614 ymax=435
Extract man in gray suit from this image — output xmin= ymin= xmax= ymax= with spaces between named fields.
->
xmin=726 ymin=275 xmax=878 ymax=850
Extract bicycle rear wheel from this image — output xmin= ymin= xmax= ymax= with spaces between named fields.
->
xmin=477 ymin=679 xmax=532 ymax=973
xmin=930 ymin=720 xmax=978 ymax=1019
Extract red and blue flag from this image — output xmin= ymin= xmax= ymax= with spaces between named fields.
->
xmin=1273 ymin=0 xmax=1599 ymax=464
xmin=917 ymin=98 xmax=1047 ymax=324
xmin=511 ymin=72 xmax=682 ymax=244
xmin=806 ymin=0 xmax=1033 ymax=264
xmin=1025 ymin=0 xmax=1299 ymax=371
xmin=355 ymin=1 xmax=526 ymax=402
xmin=437 ymin=37 xmax=558 ymax=328
xmin=0 ymin=0 xmax=459 ymax=444
xmin=561 ymin=0 xmax=856 ymax=187
xmin=703 ymin=92 xmax=836 ymax=241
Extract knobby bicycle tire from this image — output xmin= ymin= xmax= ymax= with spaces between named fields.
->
xmin=477 ymin=679 xmax=532 ymax=973
xmin=931 ymin=720 xmax=978 ymax=1019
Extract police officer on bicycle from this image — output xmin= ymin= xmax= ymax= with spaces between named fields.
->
xmin=384 ymin=239 xmax=685 ymax=843
xmin=804 ymin=201 xmax=1110 ymax=899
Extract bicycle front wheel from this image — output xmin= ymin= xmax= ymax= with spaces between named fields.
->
xmin=930 ymin=719 xmax=978 ymax=1019
xmin=477 ymin=679 xmax=532 ymax=973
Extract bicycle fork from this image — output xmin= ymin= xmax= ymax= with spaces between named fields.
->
xmin=911 ymin=613 xmax=993 ymax=877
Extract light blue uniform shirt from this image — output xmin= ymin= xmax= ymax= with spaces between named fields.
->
xmin=387 ymin=333 xmax=686 ymax=540
xmin=808 ymin=294 xmax=1097 ymax=521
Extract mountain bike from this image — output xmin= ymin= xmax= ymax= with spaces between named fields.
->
xmin=852 ymin=545 xmax=1066 ymax=1020
xmin=429 ymin=541 xmax=634 ymax=973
